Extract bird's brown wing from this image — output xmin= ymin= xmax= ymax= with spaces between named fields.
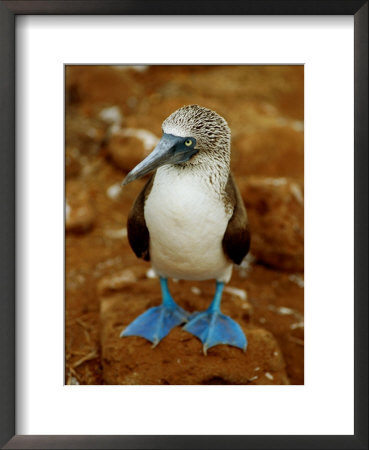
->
xmin=127 ymin=175 xmax=155 ymax=262
xmin=222 ymin=173 xmax=250 ymax=265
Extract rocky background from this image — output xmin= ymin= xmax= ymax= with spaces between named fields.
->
xmin=65 ymin=65 xmax=304 ymax=385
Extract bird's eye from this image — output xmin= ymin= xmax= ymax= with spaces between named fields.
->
xmin=184 ymin=139 xmax=193 ymax=147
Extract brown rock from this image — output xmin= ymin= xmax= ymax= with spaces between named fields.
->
xmin=100 ymin=283 xmax=289 ymax=385
xmin=66 ymin=110 xmax=108 ymax=157
xmin=232 ymin=126 xmax=304 ymax=178
xmin=106 ymin=128 xmax=158 ymax=172
xmin=66 ymin=180 xmax=95 ymax=233
xmin=107 ymin=134 xmax=148 ymax=172
xmin=65 ymin=65 xmax=147 ymax=108
xmin=238 ymin=176 xmax=304 ymax=271
xmin=97 ymin=265 xmax=149 ymax=295
xmin=65 ymin=147 xmax=82 ymax=178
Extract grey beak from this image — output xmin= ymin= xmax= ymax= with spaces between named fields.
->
xmin=121 ymin=133 xmax=196 ymax=186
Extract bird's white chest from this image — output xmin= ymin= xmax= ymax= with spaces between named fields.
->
xmin=144 ymin=168 xmax=233 ymax=282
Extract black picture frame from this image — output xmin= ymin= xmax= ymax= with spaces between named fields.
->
xmin=1 ymin=1 xmax=367 ymax=449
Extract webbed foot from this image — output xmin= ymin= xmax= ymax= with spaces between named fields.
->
xmin=120 ymin=277 xmax=189 ymax=346
xmin=121 ymin=303 xmax=189 ymax=346
xmin=183 ymin=310 xmax=247 ymax=354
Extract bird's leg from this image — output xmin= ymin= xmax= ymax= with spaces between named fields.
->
xmin=183 ymin=281 xmax=247 ymax=355
xmin=120 ymin=277 xmax=190 ymax=347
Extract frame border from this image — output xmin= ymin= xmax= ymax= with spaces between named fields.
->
xmin=1 ymin=1 xmax=367 ymax=449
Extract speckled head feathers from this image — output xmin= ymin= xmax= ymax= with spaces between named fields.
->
xmin=158 ymin=105 xmax=232 ymax=190
xmin=162 ymin=105 xmax=231 ymax=155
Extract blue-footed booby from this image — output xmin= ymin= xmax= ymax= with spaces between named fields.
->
xmin=120 ymin=105 xmax=250 ymax=354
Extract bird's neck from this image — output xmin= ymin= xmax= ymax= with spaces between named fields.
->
xmin=157 ymin=157 xmax=230 ymax=197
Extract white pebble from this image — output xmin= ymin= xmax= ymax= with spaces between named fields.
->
xmin=99 ymin=106 xmax=123 ymax=125
xmin=113 ymin=65 xmax=148 ymax=73
xmin=292 ymin=120 xmax=304 ymax=132
xmin=289 ymin=274 xmax=304 ymax=288
xmin=69 ymin=376 xmax=79 ymax=385
xmin=146 ymin=268 xmax=157 ymax=279
xmin=106 ymin=183 xmax=122 ymax=200
xmin=117 ymin=128 xmax=159 ymax=152
xmin=290 ymin=321 xmax=304 ymax=330
xmin=115 ymin=271 xmax=136 ymax=284
xmin=66 ymin=202 xmax=71 ymax=220
xmin=224 ymin=286 xmax=247 ymax=301
xmin=191 ymin=286 xmax=201 ymax=295
xmin=104 ymin=228 xmax=127 ymax=239
xmin=275 ymin=306 xmax=295 ymax=315
xmin=263 ymin=177 xmax=287 ymax=186
xmin=95 ymin=256 xmax=122 ymax=271
xmin=290 ymin=183 xmax=304 ymax=204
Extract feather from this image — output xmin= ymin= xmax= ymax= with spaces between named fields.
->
xmin=127 ymin=175 xmax=154 ymax=261
xmin=222 ymin=173 xmax=250 ymax=265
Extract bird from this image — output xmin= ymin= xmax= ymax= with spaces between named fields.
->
xmin=120 ymin=105 xmax=250 ymax=354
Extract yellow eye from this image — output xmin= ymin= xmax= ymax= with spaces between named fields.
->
xmin=184 ymin=139 xmax=192 ymax=147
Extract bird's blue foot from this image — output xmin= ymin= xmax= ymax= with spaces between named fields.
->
xmin=184 ymin=310 xmax=247 ymax=354
xmin=120 ymin=303 xmax=189 ymax=346
xmin=120 ymin=277 xmax=189 ymax=347
xmin=183 ymin=281 xmax=247 ymax=354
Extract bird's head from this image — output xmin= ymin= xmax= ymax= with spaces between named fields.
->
xmin=121 ymin=105 xmax=231 ymax=186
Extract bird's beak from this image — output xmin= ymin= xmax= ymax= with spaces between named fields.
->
xmin=121 ymin=133 xmax=197 ymax=186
